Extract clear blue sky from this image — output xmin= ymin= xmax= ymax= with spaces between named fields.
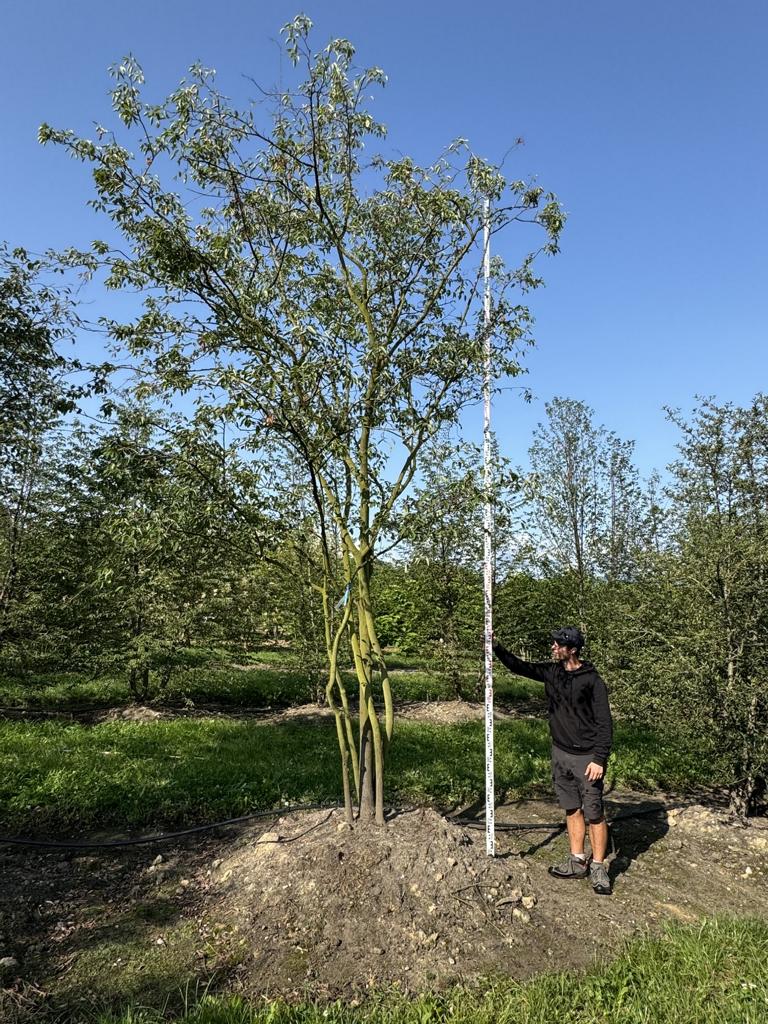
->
xmin=3 ymin=0 xmax=767 ymax=478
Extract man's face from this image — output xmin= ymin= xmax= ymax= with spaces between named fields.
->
xmin=551 ymin=640 xmax=574 ymax=662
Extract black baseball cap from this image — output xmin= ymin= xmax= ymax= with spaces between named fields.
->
xmin=551 ymin=626 xmax=585 ymax=650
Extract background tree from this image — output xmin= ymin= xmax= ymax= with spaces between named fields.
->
xmin=41 ymin=16 xmax=563 ymax=822
xmin=393 ymin=438 xmax=518 ymax=697
xmin=644 ymin=399 xmax=767 ymax=816
xmin=522 ymin=396 xmax=648 ymax=661
xmin=0 ymin=246 xmax=81 ymax=665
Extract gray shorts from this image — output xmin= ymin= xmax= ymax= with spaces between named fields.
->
xmin=551 ymin=745 xmax=605 ymax=821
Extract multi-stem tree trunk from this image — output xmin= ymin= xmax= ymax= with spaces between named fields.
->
xmin=317 ymin=532 xmax=394 ymax=827
xmin=321 ymin=576 xmax=359 ymax=825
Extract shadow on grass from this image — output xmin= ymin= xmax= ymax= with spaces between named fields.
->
xmin=44 ymin=889 xmax=225 ymax=1020
xmin=0 ymin=839 xmax=232 ymax=1024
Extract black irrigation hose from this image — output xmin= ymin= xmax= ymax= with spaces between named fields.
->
xmin=0 ymin=798 xmax=692 ymax=851
xmin=452 ymin=800 xmax=691 ymax=832
xmin=0 ymin=801 xmax=340 ymax=850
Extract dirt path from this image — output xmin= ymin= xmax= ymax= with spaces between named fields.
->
xmin=1 ymin=793 xmax=766 ymax=1019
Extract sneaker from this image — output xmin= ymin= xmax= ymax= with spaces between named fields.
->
xmin=548 ymin=854 xmax=589 ymax=879
xmin=590 ymin=860 xmax=612 ymax=895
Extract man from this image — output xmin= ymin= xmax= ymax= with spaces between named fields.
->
xmin=493 ymin=626 xmax=613 ymax=896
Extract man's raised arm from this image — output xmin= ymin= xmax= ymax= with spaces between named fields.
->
xmin=492 ymin=641 xmax=552 ymax=683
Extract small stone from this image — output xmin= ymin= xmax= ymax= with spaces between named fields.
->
xmin=522 ymin=895 xmax=537 ymax=910
xmin=257 ymin=832 xmax=280 ymax=844
xmin=372 ymin=946 xmax=384 ymax=955
xmin=743 ymin=866 xmax=753 ymax=877
xmin=512 ymin=908 xmax=531 ymax=924
xmin=447 ymin=858 xmax=457 ymax=867
xmin=155 ymin=937 xmax=166 ymax=946
xmin=337 ymin=822 xmax=352 ymax=832
xmin=496 ymin=891 xmax=522 ymax=909
xmin=434 ymin=872 xmax=444 ymax=882
xmin=448 ymin=956 xmax=456 ymax=965
xmin=179 ymin=878 xmax=190 ymax=888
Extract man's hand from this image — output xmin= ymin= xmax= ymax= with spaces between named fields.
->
xmin=584 ymin=761 xmax=604 ymax=782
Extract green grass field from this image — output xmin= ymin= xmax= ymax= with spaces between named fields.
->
xmin=0 ymin=714 xmax=721 ymax=834
xmin=0 ymin=652 xmax=543 ymax=711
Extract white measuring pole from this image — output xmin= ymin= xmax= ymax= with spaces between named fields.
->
xmin=482 ymin=198 xmax=495 ymax=857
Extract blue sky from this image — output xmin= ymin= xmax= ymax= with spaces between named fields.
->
xmin=3 ymin=0 xmax=766 ymax=479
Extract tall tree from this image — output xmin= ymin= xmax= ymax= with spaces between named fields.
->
xmin=395 ymin=438 xmax=518 ymax=696
xmin=663 ymin=397 xmax=768 ymax=816
xmin=0 ymin=246 xmax=80 ymax=661
xmin=41 ymin=17 xmax=563 ymax=822
xmin=525 ymin=397 xmax=645 ymax=629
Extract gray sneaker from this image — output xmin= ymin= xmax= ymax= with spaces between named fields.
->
xmin=548 ymin=854 xmax=589 ymax=879
xmin=590 ymin=860 xmax=612 ymax=895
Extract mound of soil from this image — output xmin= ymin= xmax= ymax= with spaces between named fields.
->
xmin=200 ymin=795 xmax=768 ymax=1000
xmin=209 ymin=807 xmax=539 ymax=996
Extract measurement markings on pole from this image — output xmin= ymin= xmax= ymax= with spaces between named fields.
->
xmin=482 ymin=198 xmax=495 ymax=857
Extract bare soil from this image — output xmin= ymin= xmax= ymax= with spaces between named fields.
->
xmin=1 ymin=790 xmax=767 ymax=1019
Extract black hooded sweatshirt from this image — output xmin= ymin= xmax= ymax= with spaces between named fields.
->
xmin=493 ymin=643 xmax=613 ymax=767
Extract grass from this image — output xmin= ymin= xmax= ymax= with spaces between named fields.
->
xmin=14 ymin=890 xmax=241 ymax=1023
xmin=85 ymin=916 xmax=768 ymax=1023
xmin=54 ymin=919 xmax=205 ymax=1012
xmin=0 ymin=671 xmax=129 ymax=708
xmin=0 ymin=649 xmax=729 ymax=835
xmin=0 ymin=667 xmax=319 ymax=710
xmin=0 ymin=715 xmax=722 ymax=834
xmin=0 ymin=662 xmax=543 ymax=712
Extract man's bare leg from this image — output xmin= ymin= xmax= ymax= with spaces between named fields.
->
xmin=589 ymin=818 xmax=608 ymax=862
xmin=567 ymin=810 xmax=608 ymax=862
xmin=565 ymin=808 xmax=586 ymax=855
